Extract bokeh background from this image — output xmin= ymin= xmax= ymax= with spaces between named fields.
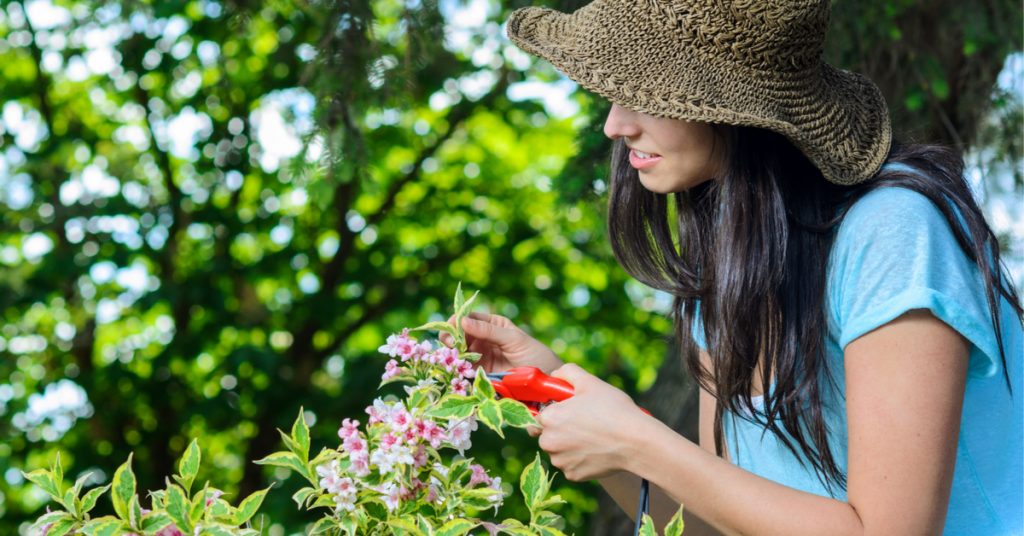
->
xmin=0 ymin=0 xmax=1020 ymax=534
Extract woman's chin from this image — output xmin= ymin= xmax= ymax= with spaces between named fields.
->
xmin=637 ymin=172 xmax=675 ymax=194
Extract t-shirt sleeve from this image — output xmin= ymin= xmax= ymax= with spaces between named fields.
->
xmin=827 ymin=187 xmax=1001 ymax=378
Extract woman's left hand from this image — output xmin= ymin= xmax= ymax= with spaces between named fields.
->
xmin=534 ymin=363 xmax=652 ymax=481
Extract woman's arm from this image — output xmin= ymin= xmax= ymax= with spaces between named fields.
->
xmin=624 ymin=309 xmax=968 ymax=535
xmin=595 ymin=472 xmax=723 ymax=535
xmin=592 ymin=350 xmax=727 ymax=534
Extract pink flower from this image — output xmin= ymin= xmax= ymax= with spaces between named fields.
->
xmin=426 ymin=482 xmax=443 ymax=505
xmin=450 ymin=377 xmax=470 ymax=396
xmin=382 ymin=359 xmax=402 ymax=380
xmin=349 ymin=452 xmax=370 ymax=477
xmin=457 ymin=360 xmax=476 ymax=379
xmin=412 ymin=340 xmax=432 ymax=361
xmin=338 ymin=418 xmax=360 ymax=441
xmin=204 ymin=489 xmax=223 ymax=507
xmin=378 ymin=329 xmax=419 ymax=361
xmin=380 ymin=432 xmax=399 ymax=450
xmin=389 ymin=405 xmax=413 ymax=432
xmin=469 ymin=464 xmax=492 ymax=487
xmin=419 ymin=419 xmax=446 ymax=448
xmin=366 ymin=399 xmax=389 ymax=425
xmin=154 ymin=527 xmax=185 ymax=536
xmin=433 ymin=347 xmax=460 ymax=372
xmin=412 ymin=444 xmax=428 ymax=468
xmin=343 ymin=435 xmax=366 ymax=456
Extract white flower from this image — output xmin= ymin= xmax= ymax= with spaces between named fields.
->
xmin=375 ymin=481 xmax=401 ymax=511
xmin=370 ymin=448 xmax=396 ymax=475
xmin=447 ymin=416 xmax=477 ymax=455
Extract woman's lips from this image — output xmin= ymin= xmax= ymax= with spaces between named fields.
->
xmin=628 ymin=148 xmax=662 ymax=170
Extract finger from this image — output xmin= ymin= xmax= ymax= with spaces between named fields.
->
xmin=550 ymin=363 xmax=588 ymax=385
xmin=461 ymin=316 xmax=517 ymax=346
xmin=439 ymin=332 xmax=454 ymax=347
xmin=526 ymin=424 xmax=542 ymax=437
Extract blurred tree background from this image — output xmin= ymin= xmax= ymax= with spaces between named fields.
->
xmin=0 ymin=0 xmax=1019 ymax=534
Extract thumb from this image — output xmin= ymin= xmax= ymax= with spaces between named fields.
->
xmin=461 ymin=316 xmax=517 ymax=346
xmin=549 ymin=363 xmax=590 ymax=388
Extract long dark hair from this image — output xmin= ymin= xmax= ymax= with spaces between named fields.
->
xmin=606 ymin=125 xmax=1024 ymax=491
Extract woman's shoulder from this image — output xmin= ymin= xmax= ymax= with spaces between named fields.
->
xmin=836 ymin=184 xmax=954 ymax=247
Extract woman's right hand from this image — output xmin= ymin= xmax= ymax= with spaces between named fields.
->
xmin=441 ymin=312 xmax=564 ymax=375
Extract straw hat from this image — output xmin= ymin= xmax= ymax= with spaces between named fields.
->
xmin=505 ymin=0 xmax=892 ymax=185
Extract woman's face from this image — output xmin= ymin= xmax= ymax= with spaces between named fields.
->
xmin=603 ymin=103 xmax=725 ymax=193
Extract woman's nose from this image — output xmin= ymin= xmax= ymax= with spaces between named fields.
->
xmin=602 ymin=103 xmax=641 ymax=140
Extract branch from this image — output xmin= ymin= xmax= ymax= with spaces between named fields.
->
xmin=287 ymin=69 xmax=512 ymax=369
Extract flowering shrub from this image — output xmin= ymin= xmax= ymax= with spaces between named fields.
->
xmin=23 ymin=441 xmax=268 ymax=535
xmin=24 ymin=284 xmax=685 ymax=534
xmin=257 ymin=284 xmax=570 ymax=534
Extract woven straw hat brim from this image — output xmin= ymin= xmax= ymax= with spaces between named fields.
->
xmin=506 ymin=4 xmax=892 ymax=185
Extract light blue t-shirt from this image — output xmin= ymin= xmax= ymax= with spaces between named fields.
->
xmin=691 ymin=163 xmax=1023 ymax=534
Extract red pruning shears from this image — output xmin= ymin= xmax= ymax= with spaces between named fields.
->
xmin=486 ymin=366 xmax=651 ymax=416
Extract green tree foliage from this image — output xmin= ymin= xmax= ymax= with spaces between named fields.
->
xmin=0 ymin=0 xmax=1018 ymax=534
xmin=0 ymin=0 xmax=669 ymax=532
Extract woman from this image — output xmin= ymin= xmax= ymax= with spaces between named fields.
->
xmin=454 ymin=0 xmax=1023 ymax=534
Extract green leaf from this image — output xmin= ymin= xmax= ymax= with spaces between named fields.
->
xmin=501 ymin=526 xmax=535 ymax=536
xmin=111 ymin=453 xmax=136 ymax=522
xmin=453 ymin=281 xmax=466 ymax=315
xmin=498 ymin=398 xmax=538 ymax=428
xmin=52 ymin=452 xmax=64 ymax=490
xmin=291 ymin=407 xmax=310 ymax=463
xmin=533 ymin=510 xmax=563 ymax=527
xmin=198 ymin=524 xmax=235 ymax=536
xmin=388 ymin=516 xmax=427 ymax=535
xmin=477 ymin=399 xmax=504 ymax=437
xmin=310 ymin=517 xmax=337 ymax=534
xmin=309 ymin=447 xmax=335 ymax=469
xmin=277 ymin=429 xmax=300 ymax=456
xmin=533 ymin=527 xmax=568 ymax=536
xmin=415 ymin=514 xmax=434 ymax=534
xmin=411 ymin=321 xmax=458 ymax=337
xmin=520 ymin=453 xmax=549 ymax=512
xmin=291 ymin=486 xmax=317 ymax=509
xmin=461 ymin=487 xmax=501 ymax=509
xmin=129 ymin=494 xmax=143 ymax=529
xmin=79 ymin=517 xmax=124 ymax=536
xmin=437 ymin=518 xmax=476 ymax=536
xmin=31 ymin=511 xmax=72 ymax=532
xmin=189 ymin=483 xmax=209 ymax=524
xmin=461 ymin=352 xmax=483 ymax=363
xmin=140 ymin=511 xmax=174 ymax=534
xmin=178 ymin=439 xmax=201 ymax=494
xmin=338 ymin=514 xmax=358 ymax=535
xmin=426 ymin=395 xmax=479 ymax=421
xmin=637 ymin=514 xmax=657 ymax=536
xmin=80 ymin=484 xmax=110 ymax=515
xmin=473 ymin=371 xmax=496 ymax=401
xmin=664 ymin=505 xmax=685 ymax=536
xmin=254 ymin=451 xmax=314 ymax=485
xmin=207 ymin=498 xmax=233 ymax=520
xmin=44 ymin=516 xmax=77 ymax=536
xmin=234 ymin=487 xmax=270 ymax=525
xmin=536 ymin=494 xmax=566 ymax=511
xmin=63 ymin=487 xmax=78 ymax=517
xmin=165 ymin=484 xmax=192 ymax=533
xmin=23 ymin=468 xmax=62 ymax=503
